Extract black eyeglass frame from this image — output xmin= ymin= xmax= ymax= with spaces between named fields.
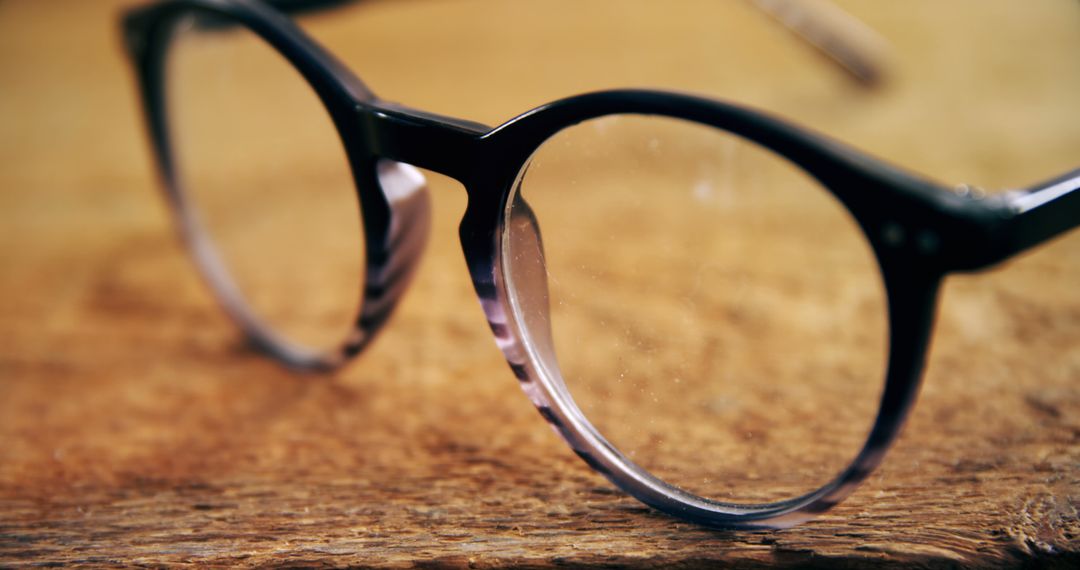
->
xmin=122 ymin=0 xmax=1080 ymax=529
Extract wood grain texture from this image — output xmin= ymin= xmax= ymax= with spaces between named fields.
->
xmin=2 ymin=0 xmax=1079 ymax=567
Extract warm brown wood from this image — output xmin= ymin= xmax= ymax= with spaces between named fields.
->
xmin=2 ymin=0 xmax=1079 ymax=566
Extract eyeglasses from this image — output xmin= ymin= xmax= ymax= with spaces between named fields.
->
xmin=122 ymin=0 xmax=1080 ymax=529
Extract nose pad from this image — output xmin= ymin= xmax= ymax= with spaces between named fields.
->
xmin=505 ymin=192 xmax=558 ymax=368
xmin=354 ymin=160 xmax=430 ymax=347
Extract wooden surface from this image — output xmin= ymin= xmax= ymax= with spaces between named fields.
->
xmin=2 ymin=0 xmax=1079 ymax=566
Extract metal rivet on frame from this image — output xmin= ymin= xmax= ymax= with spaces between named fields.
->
xmin=881 ymin=222 xmax=905 ymax=247
xmin=953 ymin=183 xmax=988 ymax=200
xmin=916 ymin=230 xmax=940 ymax=255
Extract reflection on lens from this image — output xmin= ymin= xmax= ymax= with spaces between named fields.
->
xmin=506 ymin=115 xmax=888 ymax=504
xmin=168 ymin=16 xmax=363 ymax=352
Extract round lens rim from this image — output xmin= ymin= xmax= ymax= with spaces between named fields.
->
xmin=163 ymin=12 xmax=362 ymax=368
xmin=486 ymin=91 xmax=941 ymax=529
xmin=142 ymin=1 xmax=420 ymax=371
xmin=503 ymin=112 xmax=891 ymax=506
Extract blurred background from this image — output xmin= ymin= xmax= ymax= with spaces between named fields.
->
xmin=1 ymin=0 xmax=1078 ymax=563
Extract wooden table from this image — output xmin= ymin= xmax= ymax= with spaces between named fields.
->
xmin=2 ymin=0 xmax=1078 ymax=566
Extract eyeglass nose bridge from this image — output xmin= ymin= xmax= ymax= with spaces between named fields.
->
xmin=341 ymin=101 xmax=498 ymax=360
xmin=358 ymin=102 xmax=492 ymax=182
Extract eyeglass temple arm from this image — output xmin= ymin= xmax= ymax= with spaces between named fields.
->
xmin=994 ymin=167 xmax=1080 ymax=259
xmin=751 ymin=0 xmax=892 ymax=86
xmin=269 ymin=0 xmax=894 ymax=88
